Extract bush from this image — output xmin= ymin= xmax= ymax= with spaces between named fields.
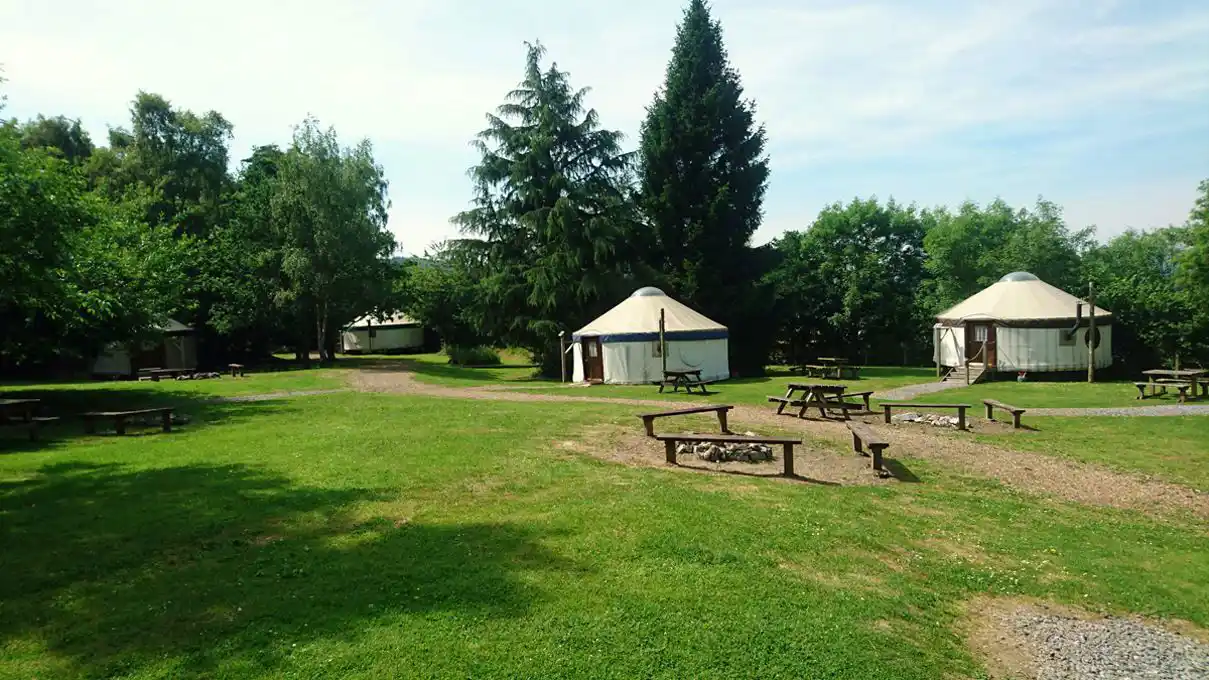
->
xmin=446 ymin=345 xmax=501 ymax=366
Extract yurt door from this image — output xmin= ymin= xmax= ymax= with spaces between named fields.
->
xmin=965 ymin=323 xmax=995 ymax=366
xmin=581 ymin=338 xmax=604 ymax=382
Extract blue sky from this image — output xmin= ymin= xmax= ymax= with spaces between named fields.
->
xmin=3 ymin=0 xmax=1207 ymax=255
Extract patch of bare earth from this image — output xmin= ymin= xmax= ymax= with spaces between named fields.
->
xmin=348 ymin=365 xmax=1209 ymax=520
xmin=964 ymin=596 xmax=1209 ymax=679
xmin=559 ymin=423 xmax=893 ymax=487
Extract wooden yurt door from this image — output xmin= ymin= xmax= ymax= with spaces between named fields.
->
xmin=581 ymin=338 xmax=604 ymax=382
xmin=965 ymin=323 xmax=996 ymax=366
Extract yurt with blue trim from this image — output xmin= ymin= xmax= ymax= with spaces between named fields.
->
xmin=572 ymin=287 xmax=729 ymax=384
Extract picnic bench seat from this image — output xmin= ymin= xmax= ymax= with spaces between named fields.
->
xmin=654 ymin=432 xmax=803 ymax=477
xmin=841 ymin=390 xmax=874 ymax=411
xmin=637 ymin=405 xmax=733 ymax=437
xmin=982 ymin=399 xmax=1026 ymax=428
xmin=0 ymin=416 xmax=60 ymax=442
xmin=83 ymin=407 xmax=175 ymax=435
xmin=881 ymin=402 xmax=971 ymax=431
xmin=846 ymin=421 xmax=889 ymax=474
xmin=1134 ymin=381 xmax=1194 ymax=402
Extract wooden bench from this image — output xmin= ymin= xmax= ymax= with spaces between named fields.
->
xmin=83 ymin=407 xmax=175 ymax=435
xmin=982 ymin=399 xmax=1026 ymax=428
xmin=654 ymin=433 xmax=803 ymax=477
xmin=1136 ymin=381 xmax=1194 ymax=402
xmin=840 ymin=390 xmax=874 ymax=412
xmin=229 ymin=363 xmax=246 ymax=377
xmin=881 ymin=402 xmax=971 ymax=431
xmin=637 ymin=405 xmax=734 ymax=437
xmin=846 ymin=421 xmax=889 ymax=474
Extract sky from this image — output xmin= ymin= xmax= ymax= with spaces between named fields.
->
xmin=2 ymin=0 xmax=1207 ymax=255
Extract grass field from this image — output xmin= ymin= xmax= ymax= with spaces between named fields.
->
xmin=912 ymin=378 xmax=1186 ymax=409
xmin=2 ymin=376 xmax=1207 ymax=678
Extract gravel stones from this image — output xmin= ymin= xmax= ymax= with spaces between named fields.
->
xmin=893 ymin=412 xmax=966 ymax=429
xmin=675 ymin=431 xmax=775 ymax=463
xmin=1008 ymin=610 xmax=1209 ymax=679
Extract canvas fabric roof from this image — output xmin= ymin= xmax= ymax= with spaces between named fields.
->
xmin=573 ymin=287 xmax=727 ymax=341
xmin=936 ymin=272 xmax=1111 ymax=323
xmin=348 ymin=312 xmax=420 ymax=329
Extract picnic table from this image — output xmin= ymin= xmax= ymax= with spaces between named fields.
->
xmin=798 ymin=358 xmax=861 ymax=380
xmin=769 ymin=383 xmax=848 ymax=419
xmin=658 ymin=369 xmax=710 ymax=394
xmin=1141 ymin=369 xmax=1208 ymax=398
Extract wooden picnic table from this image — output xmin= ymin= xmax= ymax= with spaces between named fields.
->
xmin=658 ymin=369 xmax=709 ymax=394
xmin=798 ymin=359 xmax=860 ymax=380
xmin=1142 ymin=369 xmax=1208 ymax=398
xmin=771 ymin=383 xmax=847 ymax=419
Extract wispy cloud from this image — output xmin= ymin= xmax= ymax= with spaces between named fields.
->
xmin=2 ymin=0 xmax=1206 ymax=252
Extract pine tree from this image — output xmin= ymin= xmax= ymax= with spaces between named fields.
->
xmin=638 ymin=0 xmax=771 ymax=372
xmin=455 ymin=42 xmax=635 ymax=374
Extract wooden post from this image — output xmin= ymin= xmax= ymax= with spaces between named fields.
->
xmin=558 ymin=331 xmax=567 ymax=383
xmin=1087 ymin=283 xmax=1096 ymax=383
xmin=957 ymin=406 xmax=967 ymax=431
xmin=782 ymin=443 xmax=795 ymax=477
xmin=664 ymin=439 xmax=677 ymax=465
xmin=659 ymin=308 xmax=667 ymax=376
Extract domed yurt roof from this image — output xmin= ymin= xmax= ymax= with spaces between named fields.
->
xmin=937 ymin=272 xmax=1111 ymax=323
xmin=573 ymin=288 xmax=727 ymax=341
xmin=347 ymin=312 xmax=420 ymax=329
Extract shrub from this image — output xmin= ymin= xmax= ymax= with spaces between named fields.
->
xmin=446 ymin=345 xmax=501 ymax=366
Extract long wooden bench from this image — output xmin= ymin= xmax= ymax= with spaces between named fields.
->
xmin=654 ymin=433 xmax=803 ymax=477
xmin=1135 ymin=381 xmax=1194 ymax=402
xmin=83 ymin=407 xmax=175 ymax=435
xmin=845 ymin=421 xmax=889 ymax=474
xmin=982 ymin=399 xmax=1026 ymax=428
xmin=841 ymin=390 xmax=874 ymax=411
xmin=637 ymin=405 xmax=733 ymax=437
xmin=881 ymin=402 xmax=971 ymax=431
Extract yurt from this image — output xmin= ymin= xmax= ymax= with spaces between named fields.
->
xmin=571 ymin=287 xmax=729 ymax=384
xmin=934 ymin=272 xmax=1112 ymax=376
xmin=341 ymin=312 xmax=424 ymax=354
xmin=92 ymin=319 xmax=198 ymax=377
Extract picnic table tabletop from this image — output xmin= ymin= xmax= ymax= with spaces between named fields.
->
xmin=785 ymin=383 xmax=846 ymax=393
xmin=663 ymin=369 xmax=702 ymax=377
xmin=1143 ymin=369 xmax=1207 ymax=378
xmin=816 ymin=357 xmax=848 ymax=365
xmin=0 ymin=398 xmax=41 ymax=407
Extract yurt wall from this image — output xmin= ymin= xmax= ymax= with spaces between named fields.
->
xmin=571 ymin=337 xmax=730 ymax=384
xmin=996 ymin=326 xmax=1113 ymax=371
xmin=341 ymin=326 xmax=424 ymax=353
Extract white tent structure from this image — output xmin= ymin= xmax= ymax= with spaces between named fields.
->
xmin=92 ymin=319 xmax=198 ymax=377
xmin=934 ymin=272 xmax=1112 ymax=375
xmin=341 ymin=313 xmax=424 ymax=354
xmin=572 ymin=287 xmax=729 ymax=384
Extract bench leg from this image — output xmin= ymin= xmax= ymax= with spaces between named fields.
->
xmin=716 ymin=410 xmax=729 ymax=434
xmin=957 ymin=408 xmax=966 ymax=431
xmin=883 ymin=405 xmax=892 ymax=424
xmin=664 ymin=439 xmax=677 ymax=465
xmin=852 ymin=431 xmax=863 ymax=455
xmin=643 ymin=417 xmax=655 ymax=437
xmin=862 ymin=395 xmax=870 ymax=411
xmin=162 ymin=411 xmax=172 ymax=432
xmin=775 ymin=400 xmax=787 ymax=415
xmin=115 ymin=417 xmax=127 ymax=436
xmin=1135 ymin=385 xmax=1145 ymax=400
xmin=1012 ymin=412 xmax=1022 ymax=429
xmin=985 ymin=403 xmax=994 ymax=420
xmin=782 ymin=443 xmax=794 ymax=477
xmin=658 ymin=383 xmax=665 ymax=394
xmin=871 ymin=445 xmax=884 ymax=472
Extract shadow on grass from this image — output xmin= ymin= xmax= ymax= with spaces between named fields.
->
xmin=0 ymin=387 xmax=291 ymax=452
xmin=883 ymin=458 xmax=921 ymax=483
xmin=0 ymin=461 xmax=577 ymax=677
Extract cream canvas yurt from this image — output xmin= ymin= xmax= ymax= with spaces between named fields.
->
xmin=341 ymin=312 xmax=425 ymax=354
xmin=572 ymin=287 xmax=729 ymax=384
xmin=92 ymin=319 xmax=198 ymax=377
xmin=934 ymin=272 xmax=1112 ymax=375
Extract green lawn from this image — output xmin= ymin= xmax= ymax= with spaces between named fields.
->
xmin=2 ymin=380 xmax=1207 ymax=678
xmin=972 ymin=416 xmax=1209 ymax=491
xmin=912 ymin=379 xmax=1182 ymax=409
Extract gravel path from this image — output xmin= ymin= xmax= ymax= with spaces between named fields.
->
xmin=1031 ymin=404 xmax=1209 ymax=416
xmin=877 ymin=380 xmax=968 ymax=401
xmin=1013 ymin=611 xmax=1209 ymax=679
